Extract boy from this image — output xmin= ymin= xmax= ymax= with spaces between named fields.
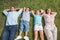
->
xmin=15 ymin=7 xmax=31 ymax=40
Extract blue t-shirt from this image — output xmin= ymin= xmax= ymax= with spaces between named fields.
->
xmin=3 ymin=9 xmax=23 ymax=25
xmin=34 ymin=14 xmax=42 ymax=25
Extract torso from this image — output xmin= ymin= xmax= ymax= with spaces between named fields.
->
xmin=44 ymin=14 xmax=55 ymax=25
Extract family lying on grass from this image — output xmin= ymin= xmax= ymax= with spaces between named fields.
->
xmin=2 ymin=7 xmax=57 ymax=40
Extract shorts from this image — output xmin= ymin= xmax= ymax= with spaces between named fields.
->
xmin=34 ymin=24 xmax=43 ymax=31
xmin=19 ymin=20 xmax=30 ymax=32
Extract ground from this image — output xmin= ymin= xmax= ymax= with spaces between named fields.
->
xmin=0 ymin=0 xmax=60 ymax=40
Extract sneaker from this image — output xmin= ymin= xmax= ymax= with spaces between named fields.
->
xmin=15 ymin=36 xmax=22 ymax=40
xmin=24 ymin=36 xmax=29 ymax=40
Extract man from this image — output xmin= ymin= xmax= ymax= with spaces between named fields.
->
xmin=2 ymin=7 xmax=23 ymax=40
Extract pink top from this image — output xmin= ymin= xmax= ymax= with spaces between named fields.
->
xmin=44 ymin=14 xmax=56 ymax=25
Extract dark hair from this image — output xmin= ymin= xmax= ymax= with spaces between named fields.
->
xmin=35 ymin=9 xmax=41 ymax=14
xmin=45 ymin=8 xmax=52 ymax=14
xmin=45 ymin=9 xmax=48 ymax=14
xmin=26 ymin=7 xmax=31 ymax=11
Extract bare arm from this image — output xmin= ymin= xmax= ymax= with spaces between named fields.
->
xmin=23 ymin=7 xmax=26 ymax=11
xmin=3 ymin=9 xmax=10 ymax=12
xmin=31 ymin=10 xmax=35 ymax=15
xmin=51 ymin=12 xmax=57 ymax=16
xmin=40 ymin=10 xmax=46 ymax=16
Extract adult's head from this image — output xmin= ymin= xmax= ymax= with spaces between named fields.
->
xmin=10 ymin=7 xmax=15 ymax=11
xmin=46 ymin=8 xmax=52 ymax=14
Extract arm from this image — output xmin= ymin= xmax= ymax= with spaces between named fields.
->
xmin=17 ymin=8 xmax=23 ymax=15
xmin=51 ymin=12 xmax=57 ymax=16
xmin=23 ymin=7 xmax=26 ymax=11
xmin=31 ymin=10 xmax=35 ymax=15
xmin=40 ymin=10 xmax=46 ymax=16
xmin=3 ymin=9 xmax=10 ymax=16
xmin=15 ymin=8 xmax=20 ymax=11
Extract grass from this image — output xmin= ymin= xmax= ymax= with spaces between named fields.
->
xmin=0 ymin=0 xmax=60 ymax=40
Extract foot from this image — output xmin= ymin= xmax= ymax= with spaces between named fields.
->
xmin=24 ymin=36 xmax=29 ymax=40
xmin=15 ymin=36 xmax=22 ymax=40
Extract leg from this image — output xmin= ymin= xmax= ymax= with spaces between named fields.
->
xmin=2 ymin=26 xmax=9 ymax=40
xmin=53 ymin=26 xmax=57 ymax=40
xmin=24 ymin=21 xmax=29 ymax=36
xmin=14 ymin=21 xmax=24 ymax=40
xmin=34 ymin=31 xmax=38 ymax=40
xmin=44 ymin=28 xmax=53 ymax=40
xmin=24 ymin=21 xmax=30 ymax=40
xmin=19 ymin=32 xmax=22 ymax=36
xmin=24 ymin=21 xmax=29 ymax=40
xmin=39 ymin=30 xmax=44 ymax=40
xmin=25 ymin=32 xmax=28 ymax=36
xmin=19 ymin=20 xmax=24 ymax=36
xmin=9 ymin=25 xmax=17 ymax=40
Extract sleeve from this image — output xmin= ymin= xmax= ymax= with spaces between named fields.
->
xmin=3 ymin=10 xmax=8 ymax=16
xmin=18 ymin=9 xmax=23 ymax=15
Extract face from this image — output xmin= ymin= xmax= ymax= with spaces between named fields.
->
xmin=47 ymin=8 xmax=51 ymax=14
xmin=36 ymin=10 xmax=41 ymax=14
xmin=10 ymin=7 xmax=15 ymax=11
xmin=26 ymin=8 xmax=30 ymax=12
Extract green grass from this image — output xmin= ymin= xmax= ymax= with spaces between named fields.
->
xmin=0 ymin=0 xmax=60 ymax=40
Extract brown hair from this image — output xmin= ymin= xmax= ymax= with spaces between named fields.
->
xmin=26 ymin=7 xmax=31 ymax=11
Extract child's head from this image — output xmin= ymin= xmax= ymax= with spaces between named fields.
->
xmin=36 ymin=10 xmax=41 ymax=14
xmin=26 ymin=7 xmax=31 ymax=12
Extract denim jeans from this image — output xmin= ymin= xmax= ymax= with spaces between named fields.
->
xmin=2 ymin=25 xmax=17 ymax=40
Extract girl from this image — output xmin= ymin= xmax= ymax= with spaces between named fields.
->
xmin=31 ymin=10 xmax=44 ymax=40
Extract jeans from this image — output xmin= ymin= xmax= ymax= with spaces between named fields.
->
xmin=2 ymin=25 xmax=17 ymax=40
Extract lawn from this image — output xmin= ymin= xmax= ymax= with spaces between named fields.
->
xmin=0 ymin=0 xmax=60 ymax=40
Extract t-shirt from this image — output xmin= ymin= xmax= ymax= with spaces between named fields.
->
xmin=21 ymin=11 xmax=31 ymax=22
xmin=3 ymin=9 xmax=23 ymax=25
xmin=44 ymin=14 xmax=55 ymax=25
xmin=34 ymin=14 xmax=42 ymax=25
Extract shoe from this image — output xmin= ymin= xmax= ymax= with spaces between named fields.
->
xmin=14 ymin=36 xmax=22 ymax=40
xmin=24 ymin=36 xmax=29 ymax=40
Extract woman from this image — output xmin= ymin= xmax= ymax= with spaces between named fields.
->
xmin=31 ymin=10 xmax=44 ymax=40
xmin=43 ymin=8 xmax=57 ymax=40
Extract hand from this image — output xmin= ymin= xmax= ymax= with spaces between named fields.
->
xmin=23 ymin=7 xmax=26 ymax=11
xmin=31 ymin=10 xmax=35 ymax=15
xmin=31 ymin=10 xmax=34 ymax=13
xmin=51 ymin=12 xmax=57 ymax=16
xmin=24 ymin=7 xmax=26 ymax=10
xmin=4 ymin=9 xmax=10 ymax=11
xmin=40 ymin=9 xmax=45 ymax=13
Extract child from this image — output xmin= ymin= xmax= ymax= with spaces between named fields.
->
xmin=15 ymin=7 xmax=31 ymax=40
xmin=31 ymin=10 xmax=44 ymax=40
xmin=2 ymin=7 xmax=23 ymax=40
